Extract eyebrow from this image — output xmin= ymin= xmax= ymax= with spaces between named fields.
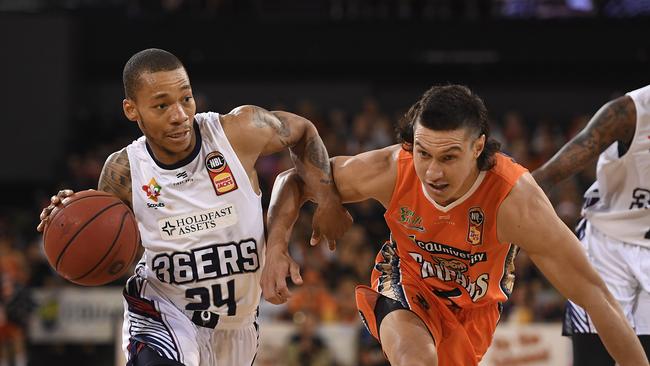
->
xmin=151 ymin=84 xmax=192 ymax=100
xmin=441 ymin=146 xmax=462 ymax=153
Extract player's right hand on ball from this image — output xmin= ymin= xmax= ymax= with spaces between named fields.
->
xmin=36 ymin=189 xmax=75 ymax=232
xmin=261 ymin=246 xmax=303 ymax=305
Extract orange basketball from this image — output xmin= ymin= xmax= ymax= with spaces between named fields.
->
xmin=43 ymin=190 xmax=140 ymax=286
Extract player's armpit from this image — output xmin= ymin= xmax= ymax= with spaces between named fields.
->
xmin=98 ymin=148 xmax=133 ymax=208
xmin=497 ymin=173 xmax=649 ymax=366
xmin=532 ymin=96 xmax=636 ymax=192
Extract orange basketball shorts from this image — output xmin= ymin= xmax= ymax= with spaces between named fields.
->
xmin=355 ymin=246 xmax=501 ymax=366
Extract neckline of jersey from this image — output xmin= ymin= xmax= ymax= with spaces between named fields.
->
xmin=420 ymin=170 xmax=487 ymax=213
xmin=145 ymin=120 xmax=202 ymax=170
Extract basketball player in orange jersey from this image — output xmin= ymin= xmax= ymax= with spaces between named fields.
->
xmin=36 ymin=48 xmax=351 ymax=366
xmin=261 ymin=85 xmax=649 ymax=366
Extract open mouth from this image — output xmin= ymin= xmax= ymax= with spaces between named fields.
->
xmin=167 ymin=130 xmax=190 ymax=140
xmin=428 ymin=183 xmax=449 ymax=194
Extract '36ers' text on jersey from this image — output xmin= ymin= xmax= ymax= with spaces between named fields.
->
xmin=583 ymin=85 xmax=650 ymax=247
xmin=380 ymin=151 xmax=527 ymax=308
xmin=126 ymin=112 xmax=264 ymax=320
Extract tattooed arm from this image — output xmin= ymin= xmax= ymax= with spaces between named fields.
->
xmin=532 ymin=96 xmax=636 ymax=193
xmin=223 ymin=105 xmax=352 ymax=246
xmin=98 ymin=148 xmax=133 ymax=208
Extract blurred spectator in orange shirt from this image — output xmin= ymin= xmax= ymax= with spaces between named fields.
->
xmin=287 ymin=270 xmax=338 ymax=323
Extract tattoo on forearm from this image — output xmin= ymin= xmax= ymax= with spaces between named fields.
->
xmin=305 ymin=136 xmax=332 ymax=182
xmin=536 ymin=97 xmax=635 ymax=188
xmin=98 ymin=149 xmax=133 ymax=206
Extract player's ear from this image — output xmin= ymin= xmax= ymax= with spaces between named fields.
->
xmin=123 ymin=98 xmax=139 ymax=122
xmin=473 ymin=134 xmax=486 ymax=159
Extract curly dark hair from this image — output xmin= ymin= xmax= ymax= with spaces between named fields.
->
xmin=396 ymin=84 xmax=501 ymax=171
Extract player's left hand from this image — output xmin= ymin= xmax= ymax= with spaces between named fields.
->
xmin=310 ymin=200 xmax=353 ymax=251
xmin=36 ymin=189 xmax=75 ymax=232
xmin=261 ymin=246 xmax=303 ymax=305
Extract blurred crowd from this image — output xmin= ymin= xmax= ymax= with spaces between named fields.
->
xmin=0 ymin=95 xmax=597 ymax=365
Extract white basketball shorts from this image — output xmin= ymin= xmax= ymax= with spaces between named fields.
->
xmin=563 ymin=219 xmax=650 ymax=335
xmin=121 ymin=275 xmax=259 ymax=366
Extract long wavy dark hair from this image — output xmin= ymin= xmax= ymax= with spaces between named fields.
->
xmin=396 ymin=84 xmax=501 ymax=171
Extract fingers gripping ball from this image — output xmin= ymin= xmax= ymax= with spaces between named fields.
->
xmin=43 ymin=190 xmax=140 ymax=286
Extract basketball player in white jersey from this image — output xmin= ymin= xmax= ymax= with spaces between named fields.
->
xmin=533 ymin=85 xmax=650 ymax=365
xmin=36 ymin=48 xmax=352 ymax=366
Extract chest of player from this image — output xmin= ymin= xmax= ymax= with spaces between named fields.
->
xmin=387 ymin=196 xmax=498 ymax=247
xmin=386 ymin=196 xmax=506 ymax=272
xmin=131 ymin=151 xmax=261 ymax=246
xmin=385 ymin=198 xmax=514 ymax=304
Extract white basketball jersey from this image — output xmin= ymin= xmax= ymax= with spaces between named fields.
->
xmin=583 ymin=85 xmax=650 ymax=248
xmin=126 ymin=112 xmax=265 ymax=321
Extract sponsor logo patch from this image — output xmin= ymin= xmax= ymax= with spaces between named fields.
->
xmin=157 ymin=204 xmax=237 ymax=240
xmin=397 ymin=206 xmax=425 ymax=232
xmin=143 ymin=177 xmax=165 ymax=208
xmin=142 ymin=177 xmax=162 ymax=201
xmin=467 ymin=207 xmax=484 ymax=246
xmin=205 ymin=151 xmax=238 ymax=196
xmin=407 ymin=235 xmax=487 ymax=266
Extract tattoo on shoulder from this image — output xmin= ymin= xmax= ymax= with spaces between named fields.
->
xmin=608 ymin=97 xmax=636 ymax=143
xmin=305 ymin=136 xmax=332 ymax=182
xmin=98 ymin=149 xmax=133 ymax=207
xmin=252 ymin=107 xmax=291 ymax=138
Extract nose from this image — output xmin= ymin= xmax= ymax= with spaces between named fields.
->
xmin=170 ymin=103 xmax=189 ymax=124
xmin=426 ymin=161 xmax=444 ymax=181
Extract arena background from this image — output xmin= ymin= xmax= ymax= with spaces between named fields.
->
xmin=1 ymin=1 xmax=650 ymax=365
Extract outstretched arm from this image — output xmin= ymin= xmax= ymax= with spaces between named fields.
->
xmin=262 ymin=145 xmax=399 ymax=304
xmin=532 ymin=96 xmax=636 ymax=193
xmin=498 ymin=174 xmax=649 ymax=366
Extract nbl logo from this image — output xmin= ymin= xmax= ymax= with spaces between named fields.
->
xmin=467 ymin=207 xmax=484 ymax=246
xmin=204 ymin=151 xmax=238 ymax=196
xmin=206 ymin=152 xmax=226 ymax=173
xmin=469 ymin=209 xmax=484 ymax=225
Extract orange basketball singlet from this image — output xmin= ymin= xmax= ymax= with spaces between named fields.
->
xmin=356 ymin=149 xmax=528 ymax=366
